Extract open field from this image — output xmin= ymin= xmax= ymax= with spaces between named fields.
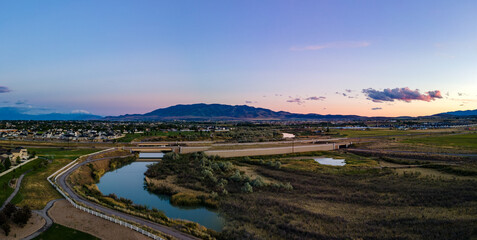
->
xmin=34 ymin=223 xmax=99 ymax=240
xmin=0 ymin=140 xmax=118 ymax=148
xmin=116 ymin=131 xmax=212 ymax=142
xmin=402 ymin=133 xmax=477 ymax=151
xmin=0 ymin=158 xmax=43 ymax=206
xmin=11 ymin=148 xmax=98 ymax=209
xmin=335 ymin=128 xmax=459 ymax=138
xmin=47 ymin=200 xmax=148 ymax=240
xmin=143 ymin=151 xmax=477 ymax=239
xmin=219 ymin=159 xmax=477 ymax=239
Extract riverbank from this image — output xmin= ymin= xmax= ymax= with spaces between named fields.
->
xmin=68 ymin=153 xmax=217 ymax=239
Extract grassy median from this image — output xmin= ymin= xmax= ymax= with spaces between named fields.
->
xmin=12 ymin=148 xmax=99 ymax=210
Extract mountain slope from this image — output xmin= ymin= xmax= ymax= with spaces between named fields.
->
xmin=434 ymin=109 xmax=477 ymax=117
xmin=0 ymin=107 xmax=103 ymax=120
xmin=105 ymin=103 xmax=366 ymax=121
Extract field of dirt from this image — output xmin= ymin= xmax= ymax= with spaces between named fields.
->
xmin=5 ymin=212 xmax=45 ymax=240
xmin=48 ymin=200 xmax=150 ymax=240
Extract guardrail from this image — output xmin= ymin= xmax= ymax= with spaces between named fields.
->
xmin=47 ymin=148 xmax=164 ymax=240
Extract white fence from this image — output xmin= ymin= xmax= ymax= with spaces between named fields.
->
xmin=47 ymin=148 xmax=164 ymax=240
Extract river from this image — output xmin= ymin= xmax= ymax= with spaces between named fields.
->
xmin=96 ymin=161 xmax=225 ymax=231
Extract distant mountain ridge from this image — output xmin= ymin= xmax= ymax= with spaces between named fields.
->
xmin=105 ymin=103 xmax=367 ymax=121
xmin=1 ymin=104 xmax=475 ymax=121
xmin=0 ymin=107 xmax=102 ymax=120
xmin=434 ymin=109 xmax=477 ymax=117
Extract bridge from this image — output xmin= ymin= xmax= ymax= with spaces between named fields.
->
xmin=124 ymin=140 xmax=353 ymax=158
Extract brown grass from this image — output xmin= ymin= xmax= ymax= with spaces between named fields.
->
xmin=48 ymin=199 xmax=151 ymax=240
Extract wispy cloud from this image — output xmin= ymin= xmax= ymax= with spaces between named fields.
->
xmin=15 ymin=100 xmax=27 ymax=105
xmin=0 ymin=86 xmax=11 ymax=93
xmin=287 ymin=98 xmax=305 ymax=105
xmin=371 ymin=107 xmax=382 ymax=110
xmin=290 ymin=41 xmax=370 ymax=51
xmin=362 ymin=87 xmax=443 ymax=103
xmin=245 ymin=100 xmax=258 ymax=104
xmin=336 ymin=90 xmax=359 ymax=99
xmin=305 ymin=96 xmax=326 ymax=101
xmin=287 ymin=95 xmax=327 ymax=105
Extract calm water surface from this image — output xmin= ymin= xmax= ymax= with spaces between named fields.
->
xmin=96 ymin=162 xmax=225 ymax=231
xmin=314 ymin=158 xmax=346 ymax=166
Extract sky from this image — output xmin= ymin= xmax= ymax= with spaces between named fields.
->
xmin=0 ymin=0 xmax=476 ymax=117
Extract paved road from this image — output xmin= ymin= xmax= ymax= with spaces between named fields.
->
xmin=0 ymin=171 xmax=30 ymax=210
xmin=24 ymin=199 xmax=61 ymax=240
xmin=56 ymin=151 xmax=198 ymax=240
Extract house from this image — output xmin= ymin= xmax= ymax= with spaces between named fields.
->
xmin=11 ymin=147 xmax=28 ymax=161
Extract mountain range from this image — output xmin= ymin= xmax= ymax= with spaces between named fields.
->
xmin=104 ymin=103 xmax=368 ymax=121
xmin=0 ymin=107 xmax=102 ymax=121
xmin=433 ymin=109 xmax=477 ymax=117
xmin=0 ymin=104 xmax=476 ymax=121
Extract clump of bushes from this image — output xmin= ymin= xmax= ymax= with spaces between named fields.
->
xmin=145 ymin=152 xmax=294 ymax=203
xmin=241 ymin=182 xmax=253 ymax=193
xmin=109 ymin=156 xmax=136 ymax=170
xmin=0 ymin=203 xmax=32 ymax=236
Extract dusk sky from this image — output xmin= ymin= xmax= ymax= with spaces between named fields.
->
xmin=1 ymin=0 xmax=476 ymax=117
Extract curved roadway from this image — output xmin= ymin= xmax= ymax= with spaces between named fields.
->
xmin=56 ymin=151 xmax=198 ymax=240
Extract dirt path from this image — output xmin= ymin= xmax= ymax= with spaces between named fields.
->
xmin=48 ymin=199 xmax=150 ymax=240
xmin=23 ymin=199 xmax=60 ymax=240
xmin=1 ymin=171 xmax=29 ymax=210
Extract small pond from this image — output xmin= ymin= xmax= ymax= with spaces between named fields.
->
xmin=314 ymin=158 xmax=346 ymax=166
xmin=96 ymin=162 xmax=225 ymax=231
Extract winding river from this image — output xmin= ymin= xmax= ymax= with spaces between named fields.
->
xmin=96 ymin=161 xmax=225 ymax=231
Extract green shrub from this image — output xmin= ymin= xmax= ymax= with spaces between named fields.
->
xmin=241 ymin=182 xmax=253 ymax=193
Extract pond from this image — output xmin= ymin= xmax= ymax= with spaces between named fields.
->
xmin=314 ymin=158 xmax=346 ymax=166
xmin=96 ymin=162 xmax=225 ymax=231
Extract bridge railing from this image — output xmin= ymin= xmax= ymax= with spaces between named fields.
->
xmin=47 ymin=148 xmax=164 ymax=240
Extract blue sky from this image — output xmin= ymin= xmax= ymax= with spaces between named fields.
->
xmin=1 ymin=0 xmax=476 ymax=116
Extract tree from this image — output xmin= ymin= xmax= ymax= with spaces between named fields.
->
xmin=12 ymin=206 xmax=32 ymax=227
xmin=4 ymin=159 xmax=11 ymax=170
xmin=0 ymin=212 xmax=6 ymax=225
xmin=1 ymin=222 xmax=10 ymax=236
xmin=16 ymin=157 xmax=21 ymax=164
xmin=2 ymin=203 xmax=16 ymax=218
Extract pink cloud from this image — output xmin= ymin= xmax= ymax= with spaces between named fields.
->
xmin=362 ymin=87 xmax=443 ymax=103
